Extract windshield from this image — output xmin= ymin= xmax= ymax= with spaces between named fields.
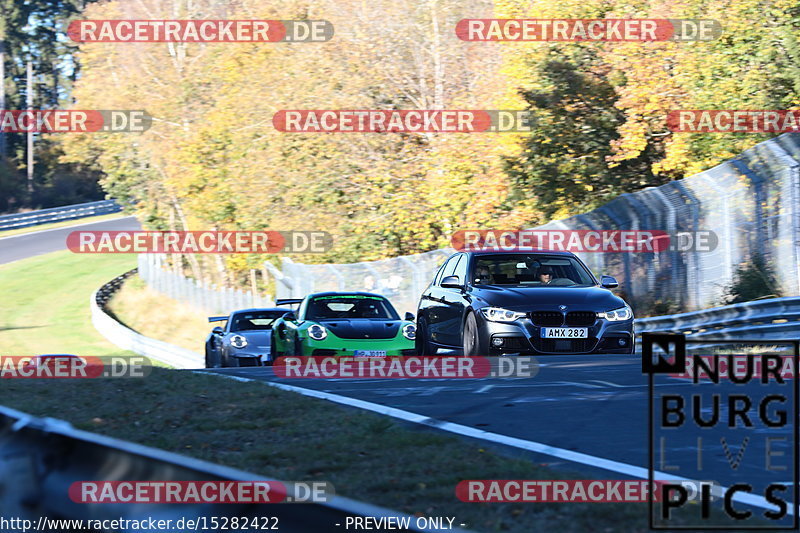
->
xmin=472 ymin=254 xmax=596 ymax=287
xmin=229 ymin=311 xmax=284 ymax=332
xmin=306 ymin=295 xmax=399 ymax=320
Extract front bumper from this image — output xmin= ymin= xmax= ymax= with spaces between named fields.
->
xmin=296 ymin=335 xmax=416 ymax=357
xmin=229 ymin=352 xmax=271 ymax=365
xmin=477 ymin=312 xmax=634 ymax=355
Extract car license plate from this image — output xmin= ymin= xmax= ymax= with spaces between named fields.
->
xmin=353 ymin=350 xmax=387 ymax=357
xmin=541 ymin=327 xmax=588 ymax=339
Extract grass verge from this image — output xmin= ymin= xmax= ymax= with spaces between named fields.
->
xmin=107 ymin=275 xmax=209 ymax=354
xmin=0 ymin=212 xmax=129 ymax=238
xmin=0 ymin=249 xmax=136 ymax=356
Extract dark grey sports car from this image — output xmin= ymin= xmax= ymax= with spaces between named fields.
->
xmin=415 ymin=250 xmax=634 ymax=355
xmin=204 ymin=308 xmax=288 ymax=368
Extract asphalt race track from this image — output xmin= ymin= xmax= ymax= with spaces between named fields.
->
xmin=209 ymin=353 xmax=797 ymax=521
xmin=207 ymin=354 xmax=691 ymax=478
xmin=0 ymin=216 xmax=140 ymax=265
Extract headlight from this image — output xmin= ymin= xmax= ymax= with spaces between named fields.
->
xmin=402 ymin=324 xmax=416 ymax=340
xmin=480 ymin=307 xmax=526 ymax=323
xmin=598 ymin=305 xmax=633 ymax=321
xmin=308 ymin=324 xmax=327 ymax=340
xmin=230 ymin=335 xmax=248 ymax=348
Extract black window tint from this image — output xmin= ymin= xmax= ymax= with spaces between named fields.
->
xmin=453 ymin=254 xmax=468 ymax=284
xmin=433 ymin=261 xmax=448 ymax=285
xmin=439 ymin=255 xmax=460 ymax=284
xmin=307 ymin=296 xmax=399 ymax=320
xmin=473 ymin=254 xmax=595 ymax=286
xmin=229 ymin=311 xmax=284 ymax=332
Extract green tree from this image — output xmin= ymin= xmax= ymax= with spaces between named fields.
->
xmin=504 ymin=55 xmax=662 ymax=221
xmin=725 ymin=254 xmax=782 ymax=304
xmin=0 ymin=0 xmax=101 ymax=210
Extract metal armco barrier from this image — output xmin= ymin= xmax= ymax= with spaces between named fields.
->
xmin=0 ymin=405 xmax=443 ymax=532
xmin=0 ymin=199 xmax=121 ymax=230
xmin=91 ymin=269 xmax=204 ymax=369
xmin=93 ymin=267 xmax=800 ymax=365
xmin=635 ymin=296 xmax=800 ymax=342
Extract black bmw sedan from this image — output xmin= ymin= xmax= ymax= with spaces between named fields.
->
xmin=415 ymin=250 xmax=634 ymax=355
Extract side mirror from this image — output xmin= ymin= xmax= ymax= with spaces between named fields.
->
xmin=441 ymin=275 xmax=463 ymax=289
xmin=212 ymin=326 xmax=224 ymax=335
xmin=600 ymin=275 xmax=619 ymax=289
xmin=404 ymin=312 xmax=415 ymax=321
xmin=282 ymin=311 xmax=297 ymax=322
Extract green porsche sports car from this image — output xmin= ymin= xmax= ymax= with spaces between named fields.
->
xmin=271 ymin=292 xmax=417 ymax=357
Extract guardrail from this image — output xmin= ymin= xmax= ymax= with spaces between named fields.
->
xmin=96 ymin=261 xmax=799 ymax=365
xmin=0 ymin=405 xmax=439 ymax=532
xmin=0 ymin=199 xmax=121 ymax=231
xmin=91 ymin=269 xmax=204 ymax=369
xmin=635 ymin=296 xmax=800 ymax=342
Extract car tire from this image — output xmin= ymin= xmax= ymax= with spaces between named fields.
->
xmin=415 ymin=317 xmax=437 ymax=356
xmin=270 ymin=335 xmax=282 ymax=359
xmin=205 ymin=345 xmax=221 ymax=369
xmin=293 ymin=337 xmax=303 ymax=356
xmin=462 ymin=312 xmax=481 ymax=357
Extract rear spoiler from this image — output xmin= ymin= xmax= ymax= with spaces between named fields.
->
xmin=208 ymin=316 xmax=228 ymax=323
xmin=276 ymin=299 xmax=303 ymax=307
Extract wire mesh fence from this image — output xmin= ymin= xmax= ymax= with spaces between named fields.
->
xmin=137 ymin=254 xmax=275 ymax=314
xmin=277 ymin=249 xmax=454 ymax=316
xmin=274 ymin=133 xmax=800 ymax=316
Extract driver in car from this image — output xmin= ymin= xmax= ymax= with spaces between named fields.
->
xmin=538 ymin=266 xmax=554 ymax=284
xmin=475 ymin=264 xmax=491 ymax=284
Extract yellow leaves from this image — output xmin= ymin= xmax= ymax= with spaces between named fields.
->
xmin=58 ymin=0 xmax=800 ymax=282
xmin=552 ymin=205 xmax=573 ymax=221
xmin=608 ymin=120 xmax=650 ymax=164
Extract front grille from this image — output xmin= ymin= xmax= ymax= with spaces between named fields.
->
xmin=530 ymin=311 xmax=563 ymax=326
xmin=530 ymin=338 xmax=596 ymax=353
xmin=565 ymin=311 xmax=597 ymax=326
xmin=401 ymin=349 xmax=417 ymax=356
xmin=312 ymin=349 xmax=338 ymax=356
xmin=324 ymin=322 xmax=399 ymax=340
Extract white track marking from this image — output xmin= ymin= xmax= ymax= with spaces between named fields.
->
xmin=200 ymin=371 xmax=791 ymax=515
